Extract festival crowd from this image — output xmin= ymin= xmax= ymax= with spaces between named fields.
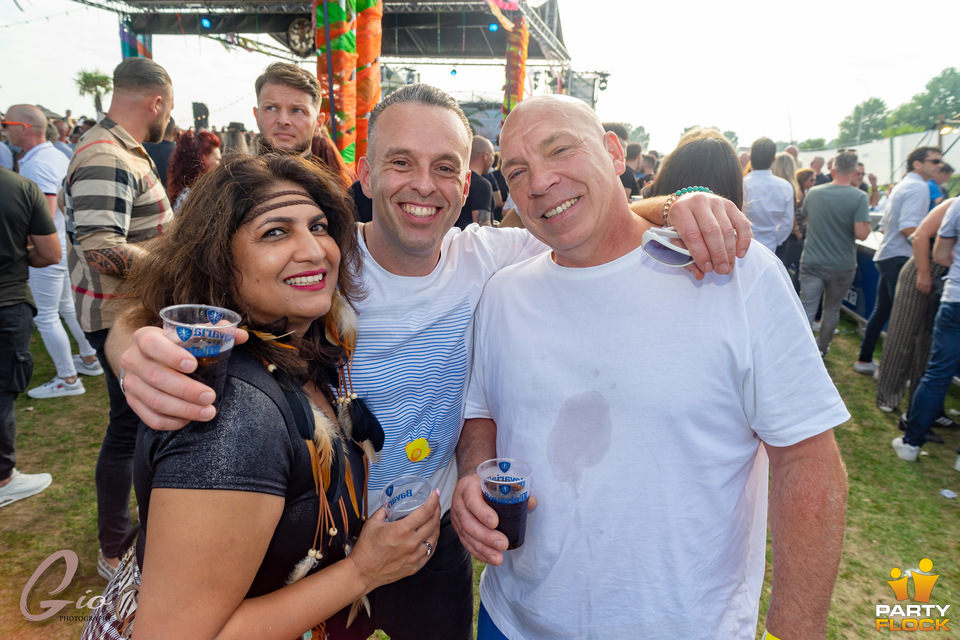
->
xmin=0 ymin=56 xmax=956 ymax=640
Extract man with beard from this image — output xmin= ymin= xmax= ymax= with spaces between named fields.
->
xmin=252 ymin=62 xmax=327 ymax=157
xmin=62 ymin=56 xmax=174 ymax=580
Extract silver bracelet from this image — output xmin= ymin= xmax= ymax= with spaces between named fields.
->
xmin=118 ymin=367 xmax=126 ymax=396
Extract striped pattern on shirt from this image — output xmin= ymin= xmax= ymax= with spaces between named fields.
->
xmin=63 ymin=117 xmax=172 ymax=332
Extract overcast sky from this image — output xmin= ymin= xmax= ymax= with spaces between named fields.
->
xmin=1 ymin=0 xmax=956 ymax=153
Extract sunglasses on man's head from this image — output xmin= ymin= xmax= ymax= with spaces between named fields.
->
xmin=1 ymin=121 xmax=32 ymax=128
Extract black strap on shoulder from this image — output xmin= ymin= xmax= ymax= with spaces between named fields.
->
xmin=224 ymin=348 xmax=304 ymax=436
xmin=280 ymin=385 xmax=315 ymax=441
xmin=226 ymin=348 xmax=344 ymax=500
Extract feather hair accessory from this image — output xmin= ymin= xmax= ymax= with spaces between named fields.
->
xmin=326 ymin=293 xmax=385 ymax=464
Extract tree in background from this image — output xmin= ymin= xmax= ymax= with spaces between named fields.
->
xmin=886 ymin=68 xmax=960 ymax=133
xmin=837 ymin=97 xmax=888 ymax=146
xmin=799 ymin=138 xmax=827 ymax=151
xmin=625 ymin=123 xmax=650 ymax=150
xmin=75 ymin=69 xmax=112 ymax=115
xmin=681 ymin=125 xmax=737 ymax=149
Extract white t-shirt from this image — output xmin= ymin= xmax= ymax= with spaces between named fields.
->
xmin=742 ymin=169 xmax=795 ymax=252
xmin=465 ymin=242 xmax=849 ymax=639
xmin=874 ymin=172 xmax=929 ymax=262
xmin=937 ymin=198 xmax=960 ymax=304
xmin=352 ymin=223 xmax=546 ymax=511
xmin=0 ymin=141 xmax=13 ymax=170
xmin=18 ymin=141 xmax=70 ymax=261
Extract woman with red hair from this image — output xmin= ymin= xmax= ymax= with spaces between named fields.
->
xmin=311 ymin=132 xmax=357 ymax=191
xmin=167 ymin=130 xmax=221 ymax=210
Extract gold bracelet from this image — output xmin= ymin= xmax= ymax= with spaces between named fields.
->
xmin=661 ymin=186 xmax=713 ymax=226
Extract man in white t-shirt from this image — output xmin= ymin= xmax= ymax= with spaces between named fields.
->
xmin=743 ymin=137 xmax=795 ymax=252
xmin=451 ymin=95 xmax=849 ymax=640
xmin=4 ymin=104 xmax=102 ymax=400
xmin=109 ymin=85 xmax=753 ymax=639
xmin=894 ymin=197 xmax=960 ymax=472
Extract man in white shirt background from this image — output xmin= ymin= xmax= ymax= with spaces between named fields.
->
xmin=743 ymin=137 xmax=795 ymax=252
xmin=3 ymin=104 xmax=102 ymax=400
xmin=854 ymin=146 xmax=943 ymax=374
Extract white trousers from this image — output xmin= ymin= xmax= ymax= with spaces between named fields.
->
xmin=28 ymin=256 xmax=96 ymax=379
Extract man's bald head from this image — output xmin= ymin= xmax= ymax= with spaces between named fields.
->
xmin=4 ymin=104 xmax=47 ymax=149
xmin=470 ymin=135 xmax=495 ymax=174
xmin=6 ymin=104 xmax=47 ymax=129
xmin=505 ymin=94 xmax=606 ymax=140
xmin=499 ymin=94 xmax=631 ymax=268
xmin=54 ymin=119 xmax=70 ymax=140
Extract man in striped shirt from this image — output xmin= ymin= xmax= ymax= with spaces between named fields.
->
xmin=62 ymin=56 xmax=174 ymax=580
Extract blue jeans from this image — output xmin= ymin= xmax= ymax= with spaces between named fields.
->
xmin=86 ymin=328 xmax=139 ymax=558
xmin=859 ymin=256 xmax=908 ymax=362
xmin=478 ymin=601 xmax=509 ymax=640
xmin=904 ymin=302 xmax=960 ymax=448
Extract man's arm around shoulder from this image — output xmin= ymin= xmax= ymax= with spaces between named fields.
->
xmin=763 ymin=430 xmax=847 ymax=639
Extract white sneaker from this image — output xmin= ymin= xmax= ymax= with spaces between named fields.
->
xmin=26 ymin=376 xmax=85 ymax=399
xmin=854 ymin=361 xmax=878 ymax=375
xmin=97 ymin=550 xmax=118 ymax=581
xmin=0 ymin=469 xmax=53 ymax=508
xmin=891 ymin=437 xmax=920 ymax=462
xmin=73 ymin=355 xmax=104 ymax=376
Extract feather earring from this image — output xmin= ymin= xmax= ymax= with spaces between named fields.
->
xmin=326 ymin=292 xmax=385 ymax=462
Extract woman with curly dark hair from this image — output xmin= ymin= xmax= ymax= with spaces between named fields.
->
xmin=81 ymin=153 xmax=441 ymax=639
xmin=166 ymin=129 xmax=222 ymax=210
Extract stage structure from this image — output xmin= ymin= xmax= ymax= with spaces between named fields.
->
xmin=72 ymin=0 xmax=582 ymax=165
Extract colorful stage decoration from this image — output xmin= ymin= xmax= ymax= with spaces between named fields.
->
xmin=502 ymin=15 xmax=528 ymax=123
xmin=120 ymin=15 xmax=152 ymax=59
xmin=355 ymin=0 xmax=383 ymax=163
xmin=316 ymin=0 xmax=358 ymax=170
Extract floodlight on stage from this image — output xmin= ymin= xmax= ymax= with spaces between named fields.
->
xmin=201 ymin=17 xmax=212 ymax=29
xmin=489 ymin=23 xmax=499 ymax=32
xmin=941 ymin=126 xmax=953 ymax=135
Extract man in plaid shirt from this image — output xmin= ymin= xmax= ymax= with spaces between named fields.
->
xmin=62 ymin=57 xmax=174 ymax=580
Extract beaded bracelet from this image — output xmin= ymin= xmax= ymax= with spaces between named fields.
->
xmin=661 ymin=186 xmax=713 ymax=226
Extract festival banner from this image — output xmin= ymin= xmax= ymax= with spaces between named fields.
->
xmin=316 ymin=0 xmax=358 ymax=169
xmin=355 ymin=0 xmax=383 ymax=163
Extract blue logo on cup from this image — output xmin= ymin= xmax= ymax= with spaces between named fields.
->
xmin=498 ymin=485 xmax=511 ymax=496
xmin=176 ymin=326 xmax=193 ymax=342
xmin=206 ymin=309 xmax=223 ymax=325
xmin=498 ymin=461 xmax=511 ymax=473
xmin=385 ymin=486 xmax=394 ymax=498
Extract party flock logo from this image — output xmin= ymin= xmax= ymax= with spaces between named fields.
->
xmin=875 ymin=557 xmax=950 ymax=631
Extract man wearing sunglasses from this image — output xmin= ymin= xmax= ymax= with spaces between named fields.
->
xmin=854 ymin=146 xmax=944 ymax=375
xmin=452 ymin=94 xmax=849 ymax=640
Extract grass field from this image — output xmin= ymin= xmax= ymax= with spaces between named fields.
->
xmin=2 ymin=316 xmax=958 ymax=639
